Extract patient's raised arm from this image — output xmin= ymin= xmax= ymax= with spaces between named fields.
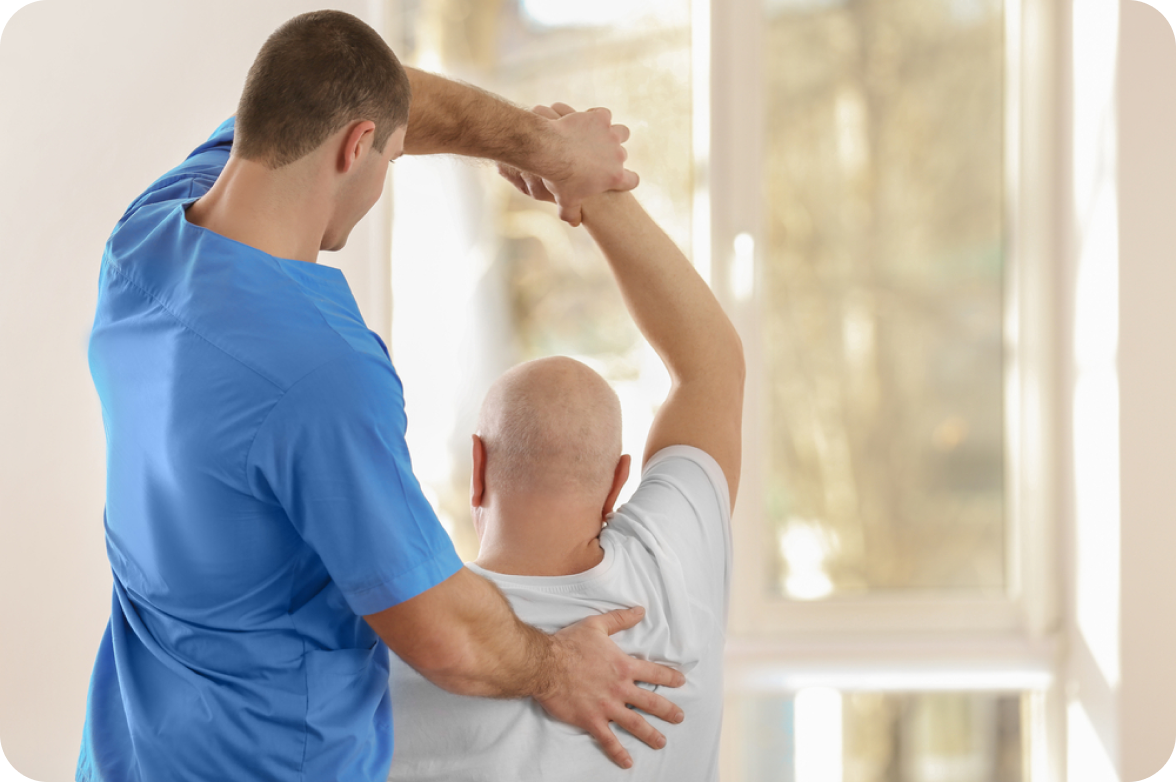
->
xmin=580 ymin=192 xmax=745 ymax=507
xmin=498 ymin=104 xmax=743 ymax=504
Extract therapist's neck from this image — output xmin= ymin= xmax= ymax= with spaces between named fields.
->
xmin=186 ymin=152 xmax=335 ymax=265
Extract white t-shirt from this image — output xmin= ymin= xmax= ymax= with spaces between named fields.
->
xmin=386 ymin=445 xmax=732 ymax=782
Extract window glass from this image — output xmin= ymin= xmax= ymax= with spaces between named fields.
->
xmin=729 ymin=690 xmax=1026 ymax=782
xmin=762 ymin=0 xmax=1006 ymax=597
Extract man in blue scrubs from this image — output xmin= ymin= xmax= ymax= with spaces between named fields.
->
xmin=77 ymin=11 xmax=683 ymax=782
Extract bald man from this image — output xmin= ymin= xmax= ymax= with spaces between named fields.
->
xmin=385 ymin=126 xmax=745 ymax=780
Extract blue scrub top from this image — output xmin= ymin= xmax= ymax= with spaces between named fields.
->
xmin=76 ymin=119 xmax=463 ymax=782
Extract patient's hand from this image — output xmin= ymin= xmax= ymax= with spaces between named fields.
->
xmin=499 ymin=103 xmax=638 ymax=227
xmin=535 ymin=606 xmax=686 ymax=770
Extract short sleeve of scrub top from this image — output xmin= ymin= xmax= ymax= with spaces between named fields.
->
xmin=247 ymin=351 xmax=462 ymax=616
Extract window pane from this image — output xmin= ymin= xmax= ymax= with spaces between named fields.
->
xmin=488 ymin=1 xmax=694 ymax=360
xmin=729 ymin=690 xmax=1026 ymax=782
xmin=762 ymin=0 xmax=1006 ymax=597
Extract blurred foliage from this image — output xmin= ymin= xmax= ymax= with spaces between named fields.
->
xmin=763 ymin=0 xmax=1006 ymax=595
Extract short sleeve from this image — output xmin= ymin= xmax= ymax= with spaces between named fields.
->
xmin=616 ymin=446 xmax=733 ymax=623
xmin=120 ymin=117 xmax=236 ymax=221
xmin=246 ymin=352 xmax=463 ymax=616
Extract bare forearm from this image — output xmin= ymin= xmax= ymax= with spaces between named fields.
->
xmin=403 ymin=68 xmax=566 ymax=179
xmin=581 ymin=192 xmax=742 ymax=384
xmin=368 ymin=567 xmax=685 ymax=768
xmin=377 ymin=567 xmax=559 ymax=699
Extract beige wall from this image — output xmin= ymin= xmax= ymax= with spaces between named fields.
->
xmin=0 ymin=2 xmax=389 ymax=779
xmin=1118 ymin=2 xmax=1176 ymax=779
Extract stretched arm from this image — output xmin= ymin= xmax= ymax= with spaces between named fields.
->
xmin=364 ymin=567 xmax=685 ymax=768
xmin=402 ymin=68 xmax=636 ymax=226
xmin=581 ymin=191 xmax=745 ymax=506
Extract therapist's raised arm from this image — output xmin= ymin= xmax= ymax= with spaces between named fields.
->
xmin=364 ymin=567 xmax=685 ymax=769
xmin=400 ymin=67 xmax=636 ymax=227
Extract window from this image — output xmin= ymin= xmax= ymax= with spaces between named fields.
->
xmin=387 ymin=0 xmax=1058 ymax=778
xmin=729 ymin=690 xmax=1027 ymax=782
xmin=760 ymin=0 xmax=1006 ymax=599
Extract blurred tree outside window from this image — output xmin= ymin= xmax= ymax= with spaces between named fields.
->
xmin=761 ymin=0 xmax=1006 ymax=599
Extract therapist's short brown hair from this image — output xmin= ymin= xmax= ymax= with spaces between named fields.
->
xmin=233 ymin=10 xmax=411 ymax=169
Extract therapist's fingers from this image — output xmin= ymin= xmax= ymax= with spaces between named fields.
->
xmin=611 ymin=704 xmax=667 ymax=752
xmin=626 ymin=686 xmax=685 ymax=725
xmin=497 ymin=163 xmax=529 ymax=195
xmin=627 ymin=656 xmax=686 ymax=689
xmin=583 ymin=719 xmax=632 ymax=769
xmin=594 ymin=605 xmax=646 ymax=635
xmin=532 ymin=104 xmax=562 ymax=120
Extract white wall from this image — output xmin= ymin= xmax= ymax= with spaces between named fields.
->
xmin=0 ymin=2 xmax=390 ymax=779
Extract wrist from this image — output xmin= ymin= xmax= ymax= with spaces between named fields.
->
xmin=579 ymin=190 xmax=632 ymax=226
xmin=522 ymin=114 xmax=572 ymax=182
xmin=532 ymin=631 xmax=571 ymax=703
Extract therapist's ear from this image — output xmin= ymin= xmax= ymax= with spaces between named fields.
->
xmin=337 ymin=120 xmax=377 ymax=174
xmin=470 ymin=434 xmax=487 ymax=509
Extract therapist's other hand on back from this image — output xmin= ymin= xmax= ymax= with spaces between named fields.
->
xmin=536 ymin=606 xmax=686 ymax=770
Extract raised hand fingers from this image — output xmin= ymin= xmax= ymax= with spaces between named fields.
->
xmin=588 ymin=106 xmax=613 ymax=125
xmin=550 ymin=102 xmax=577 ymax=117
xmin=558 ymin=204 xmax=583 ymax=227
xmin=618 ymin=168 xmax=640 ymax=192
xmin=531 ymin=104 xmax=561 ymax=120
xmin=522 ymin=172 xmax=556 ymax=203
xmin=497 ymin=163 xmax=529 ymax=195
xmin=612 ymin=123 xmax=631 ymax=144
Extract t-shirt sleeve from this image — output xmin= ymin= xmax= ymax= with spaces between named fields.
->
xmin=246 ymin=352 xmax=463 ymax=617
xmin=119 ymin=117 xmax=236 ymax=222
xmin=616 ymin=445 xmax=733 ymax=624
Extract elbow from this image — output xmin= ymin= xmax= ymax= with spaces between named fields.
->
xmin=392 ymin=628 xmax=486 ymax=696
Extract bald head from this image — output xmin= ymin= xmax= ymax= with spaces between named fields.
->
xmin=477 ymin=357 xmax=622 ymax=498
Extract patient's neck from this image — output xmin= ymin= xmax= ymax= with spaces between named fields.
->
xmin=473 ymin=492 xmax=606 ymax=577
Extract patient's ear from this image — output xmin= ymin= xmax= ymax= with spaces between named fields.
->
xmin=470 ymin=434 xmax=488 ymax=509
xmin=602 ymin=454 xmax=632 ymax=519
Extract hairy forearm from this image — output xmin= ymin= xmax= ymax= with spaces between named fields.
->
xmin=581 ymin=192 xmax=743 ymax=384
xmin=371 ymin=567 xmax=684 ymax=767
xmin=403 ymin=68 xmax=567 ymax=180
xmin=394 ymin=567 xmax=561 ymax=699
